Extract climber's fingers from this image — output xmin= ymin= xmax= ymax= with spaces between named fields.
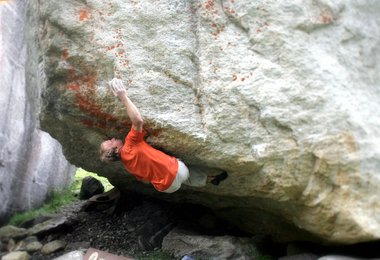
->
xmin=108 ymin=78 xmax=127 ymax=97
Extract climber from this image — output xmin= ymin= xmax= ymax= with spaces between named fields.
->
xmin=99 ymin=78 xmax=228 ymax=193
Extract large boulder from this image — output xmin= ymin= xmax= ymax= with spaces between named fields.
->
xmin=26 ymin=0 xmax=380 ymax=244
xmin=0 ymin=1 xmax=76 ymax=225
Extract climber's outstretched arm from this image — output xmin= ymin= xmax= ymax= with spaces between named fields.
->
xmin=108 ymin=78 xmax=143 ymax=132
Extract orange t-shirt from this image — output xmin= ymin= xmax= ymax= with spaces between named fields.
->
xmin=120 ymin=128 xmax=178 ymax=191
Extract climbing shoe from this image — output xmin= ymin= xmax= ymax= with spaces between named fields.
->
xmin=210 ymin=171 xmax=228 ymax=186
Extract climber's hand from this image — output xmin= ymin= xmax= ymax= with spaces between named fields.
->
xmin=108 ymin=78 xmax=127 ymax=98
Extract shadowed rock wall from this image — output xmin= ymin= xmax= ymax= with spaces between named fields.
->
xmin=27 ymin=0 xmax=380 ymax=244
xmin=0 ymin=0 xmax=76 ymax=225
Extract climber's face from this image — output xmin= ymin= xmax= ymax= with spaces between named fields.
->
xmin=101 ymin=138 xmax=123 ymax=151
xmin=99 ymin=138 xmax=123 ymax=162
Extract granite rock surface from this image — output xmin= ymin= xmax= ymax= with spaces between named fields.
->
xmin=0 ymin=0 xmax=75 ymax=225
xmin=27 ymin=0 xmax=380 ymax=244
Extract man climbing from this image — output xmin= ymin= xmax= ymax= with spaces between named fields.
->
xmin=99 ymin=78 xmax=228 ymax=193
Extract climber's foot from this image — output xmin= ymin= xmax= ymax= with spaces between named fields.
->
xmin=208 ymin=171 xmax=228 ymax=186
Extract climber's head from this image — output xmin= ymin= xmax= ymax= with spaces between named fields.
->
xmin=99 ymin=138 xmax=123 ymax=162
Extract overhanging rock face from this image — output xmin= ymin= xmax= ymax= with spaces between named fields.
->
xmin=27 ymin=0 xmax=380 ymax=244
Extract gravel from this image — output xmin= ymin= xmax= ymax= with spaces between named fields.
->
xmin=29 ymin=191 xmax=239 ymax=260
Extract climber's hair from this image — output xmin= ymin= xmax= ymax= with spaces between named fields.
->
xmin=99 ymin=146 xmax=121 ymax=162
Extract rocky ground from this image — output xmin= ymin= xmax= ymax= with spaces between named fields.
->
xmin=3 ymin=190 xmax=380 ymax=260
xmin=29 ymin=195 xmax=173 ymax=259
xmin=27 ymin=191 xmax=282 ymax=259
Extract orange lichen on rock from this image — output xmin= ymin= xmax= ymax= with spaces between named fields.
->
xmin=65 ymin=69 xmax=120 ymax=129
xmin=199 ymin=0 xmax=219 ymax=19
xmin=79 ymin=8 xmax=90 ymax=21
xmin=321 ymin=12 xmax=333 ymax=24
xmin=107 ymin=45 xmax=116 ymax=51
xmin=62 ymin=48 xmax=70 ymax=60
xmin=205 ymin=0 xmax=215 ymax=10
xmin=67 ymin=83 xmax=80 ymax=91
